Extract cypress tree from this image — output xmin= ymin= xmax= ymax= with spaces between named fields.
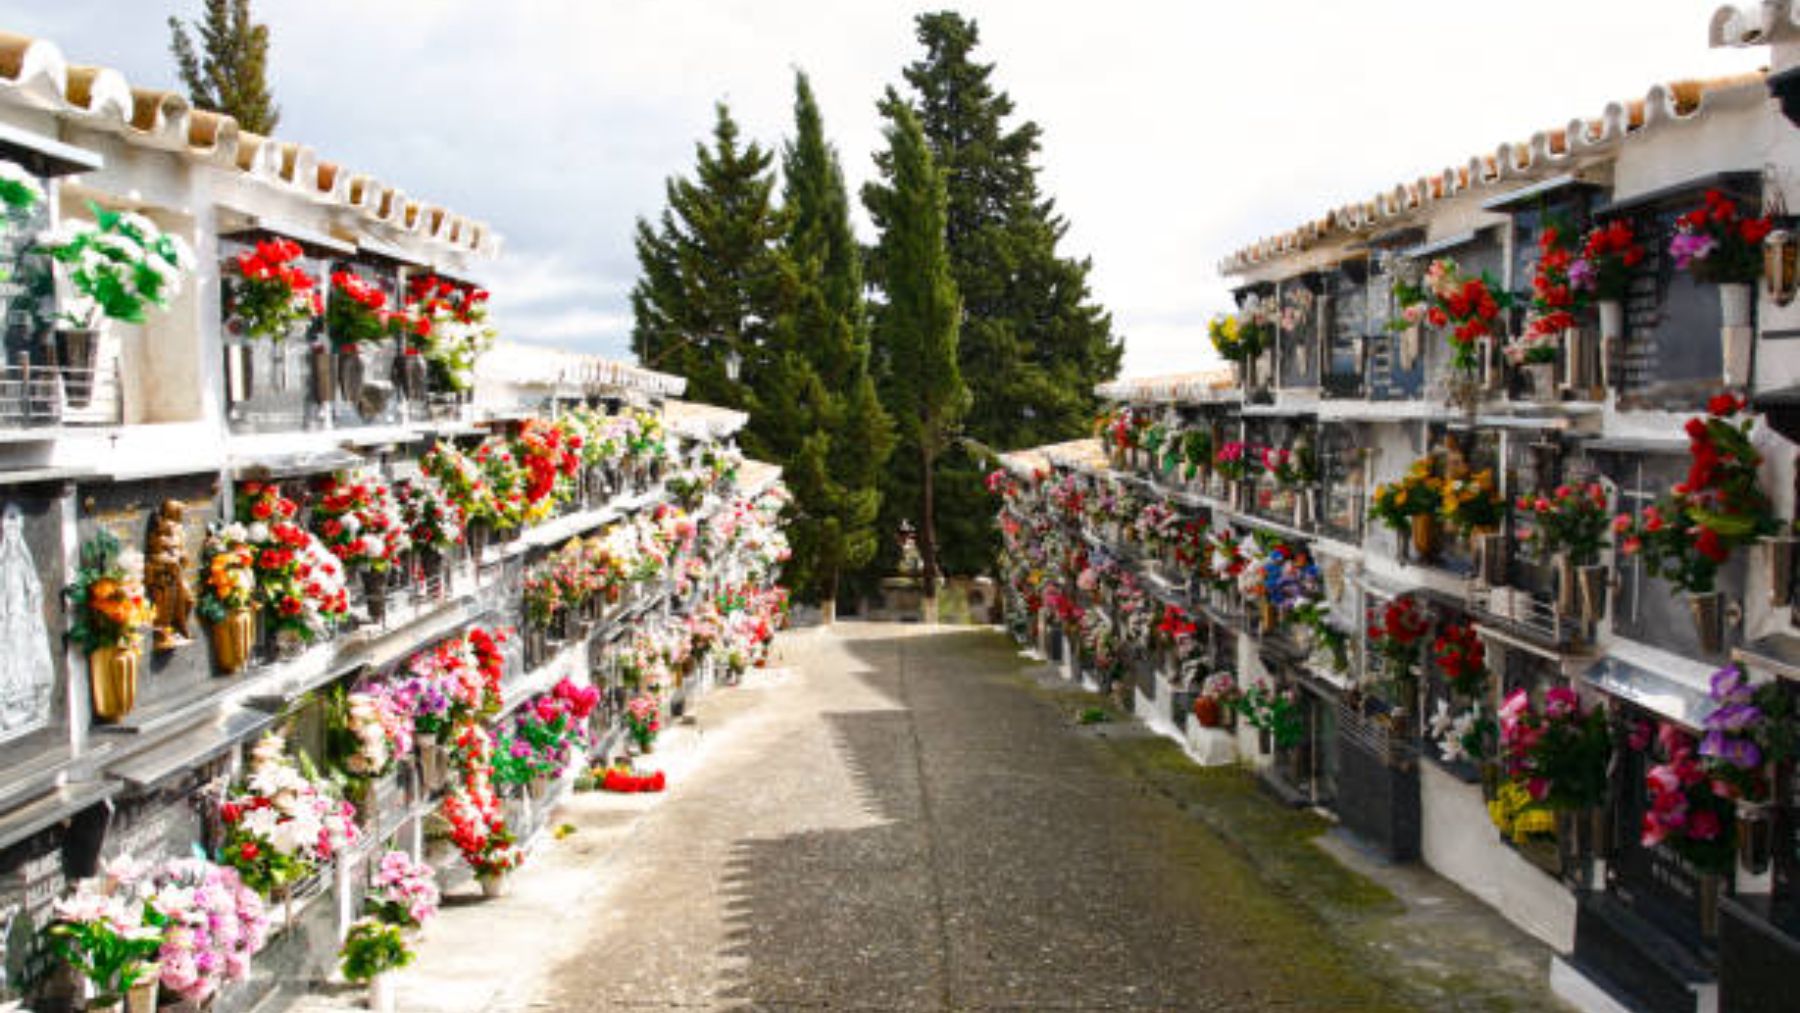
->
xmin=894 ymin=11 xmax=1123 ymax=574
xmin=168 ymin=0 xmax=280 ymax=134
xmin=630 ymin=103 xmax=784 ymax=413
xmin=766 ymin=73 xmax=894 ymax=615
xmin=864 ymin=91 xmax=966 ymax=610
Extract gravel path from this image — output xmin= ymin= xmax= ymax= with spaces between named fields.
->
xmin=315 ymin=622 xmax=1555 ymax=1011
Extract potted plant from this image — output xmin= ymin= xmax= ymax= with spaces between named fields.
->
xmin=1670 ymin=189 xmax=1773 ymax=386
xmin=195 ymin=523 xmax=260 ymax=675
xmin=43 ymin=873 xmax=165 ymax=1013
xmin=1572 ymin=220 xmax=1646 ymax=388
xmin=339 ymin=917 xmax=413 ymax=1013
xmin=1516 ymin=482 xmax=1612 ymax=621
xmin=625 ymin=691 xmax=663 ymax=754
xmin=224 ymin=237 xmax=322 ymax=395
xmin=65 ymin=530 xmax=153 ymax=722
xmin=144 ymin=858 xmax=267 ymax=1006
xmin=1511 ymin=224 xmax=1583 ymax=399
xmin=1195 ymin=672 xmax=1238 ymax=729
xmin=38 ymin=203 xmax=193 ymax=408
xmin=1616 ymin=394 xmax=1776 ymax=651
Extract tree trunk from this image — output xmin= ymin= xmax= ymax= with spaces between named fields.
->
xmin=920 ymin=444 xmax=939 ymax=604
xmin=822 ymin=568 xmax=840 ymax=626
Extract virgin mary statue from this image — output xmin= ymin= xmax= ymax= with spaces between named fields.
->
xmin=0 ymin=504 xmax=52 ymax=735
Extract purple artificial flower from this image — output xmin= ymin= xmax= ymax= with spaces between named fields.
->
xmin=1669 ymin=231 xmax=1718 ymax=271
xmin=1567 ymin=257 xmax=1598 ymax=292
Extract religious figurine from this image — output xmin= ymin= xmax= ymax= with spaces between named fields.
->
xmin=0 ymin=503 xmax=53 ymax=736
xmin=146 ymin=500 xmax=194 ymax=650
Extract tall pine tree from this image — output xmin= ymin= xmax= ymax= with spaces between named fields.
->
xmin=864 ymin=91 xmax=966 ymax=611
xmin=764 ymin=73 xmax=894 ymax=616
xmin=168 ymin=0 xmax=280 ymax=134
xmin=892 ymin=11 xmax=1123 ymax=575
xmin=630 ymin=104 xmax=784 ymax=414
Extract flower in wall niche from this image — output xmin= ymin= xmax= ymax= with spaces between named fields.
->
xmin=218 ymin=734 xmax=360 ymax=896
xmin=1516 ymin=224 xmax=1584 ymax=355
xmin=39 ymin=201 xmax=195 ymax=328
xmin=312 ymin=472 xmax=411 ymax=574
xmin=147 ymin=859 xmax=268 ymax=1003
xmin=326 ymin=270 xmax=397 ymax=348
xmin=1696 ymin=664 xmax=1794 ymax=803
xmin=1496 ymin=687 xmax=1609 ymax=811
xmin=1639 ymin=722 xmax=1736 ymax=873
xmin=1572 ymin=220 xmax=1646 ymax=302
xmin=1429 ymin=699 xmax=1490 ymax=765
xmin=1392 ymin=257 xmax=1509 ymax=372
xmin=227 ymin=238 xmax=321 ymax=341
xmin=1670 ymin=189 xmax=1772 ymax=284
xmin=1616 ymin=395 xmax=1776 ymax=594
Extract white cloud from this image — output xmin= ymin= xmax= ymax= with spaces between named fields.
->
xmin=7 ymin=0 xmax=1766 ymax=379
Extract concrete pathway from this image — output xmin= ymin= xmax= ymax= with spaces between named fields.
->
xmin=297 ymin=622 xmax=1563 ymax=1011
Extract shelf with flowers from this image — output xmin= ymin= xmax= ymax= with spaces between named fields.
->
xmin=1615 ymin=394 xmax=1777 ymax=654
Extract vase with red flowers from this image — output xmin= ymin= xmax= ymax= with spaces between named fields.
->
xmin=1671 ymin=189 xmax=1774 ymax=385
xmin=1615 ymin=394 xmax=1776 ymax=652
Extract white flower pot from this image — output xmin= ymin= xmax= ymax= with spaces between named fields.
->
xmin=1719 ymin=282 xmax=1754 ymax=387
xmin=368 ymin=972 xmax=398 ymax=1013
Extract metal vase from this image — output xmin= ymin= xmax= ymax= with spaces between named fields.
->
xmin=362 ymin=570 xmax=389 ymax=625
xmin=56 ymin=328 xmax=99 ymax=409
xmin=1689 ymin=592 xmax=1725 ymax=655
xmin=336 ymin=347 xmax=366 ymax=404
xmin=88 ymin=646 xmax=139 ymax=722
xmin=1738 ymin=801 xmax=1774 ymax=877
xmin=1720 ymin=282 xmax=1754 ymax=387
xmin=395 ymin=351 xmax=428 ymax=401
xmin=309 ymin=344 xmax=334 ymax=404
xmin=1765 ymin=533 xmax=1797 ymax=607
xmin=1561 ymin=328 xmax=1597 ymax=395
xmin=1409 ymin=514 xmax=1438 ymax=562
xmin=225 ymin=343 xmax=254 ymax=406
xmin=1577 ymin=563 xmax=1609 ymax=624
xmin=1554 ymin=554 xmax=1578 ymax=615
xmin=1522 ymin=361 xmax=1556 ymax=404
xmin=1473 ymin=531 xmax=1506 ymax=587
xmin=1699 ymin=873 xmax=1723 ymax=940
xmin=466 ymin=519 xmax=491 ymax=563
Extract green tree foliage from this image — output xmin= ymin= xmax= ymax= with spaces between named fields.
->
xmin=864 ymin=92 xmax=967 ymax=601
xmin=168 ymin=0 xmax=280 ymax=135
xmin=893 ymin=11 xmax=1123 ymax=574
xmin=630 ymin=104 xmax=785 ymax=411
xmin=763 ymin=74 xmax=895 ymax=609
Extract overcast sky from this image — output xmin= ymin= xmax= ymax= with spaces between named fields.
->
xmin=3 ymin=1 xmax=1767 ymax=377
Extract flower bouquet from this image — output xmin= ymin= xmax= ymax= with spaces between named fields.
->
xmin=1367 ymin=595 xmax=1430 ymax=685
xmin=66 ymin=529 xmax=154 ymax=721
xmin=396 ymin=476 xmax=463 ymax=570
xmin=145 ymin=858 xmax=268 ymax=1004
xmin=624 ymin=692 xmax=662 ymax=753
xmin=328 ymin=684 xmax=413 ymax=784
xmin=1509 ymin=224 xmax=1582 ymax=371
xmin=196 ymin=523 xmax=260 ymax=673
xmin=225 ymin=238 xmax=321 ymax=342
xmin=236 ymin=483 xmax=349 ymax=649
xmin=40 ymin=201 xmax=194 ymax=328
xmin=325 ymin=271 xmax=394 ymax=349
xmin=1617 ymin=395 xmax=1775 ymax=646
xmin=405 ymin=274 xmax=496 ymax=394
xmin=1640 ymin=722 xmax=1737 ymax=874
xmin=1431 ymin=622 xmax=1488 ymax=699
xmin=43 ymin=864 xmax=165 ymax=1009
xmin=1671 ymin=189 xmax=1772 ymax=285
xmin=1393 ymin=257 xmax=1509 ymax=374
xmin=313 ymin=472 xmax=411 ymax=576
xmin=364 ymin=850 xmax=439 ymax=932
xmin=1370 ymin=456 xmax=1444 ymax=555
xmin=217 ymin=734 xmax=360 ymax=897
xmin=1238 ymin=676 xmax=1302 ymax=750
xmin=1497 ymin=687 xmax=1609 ymax=812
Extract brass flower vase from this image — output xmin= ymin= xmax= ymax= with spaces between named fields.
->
xmin=89 ymin=645 xmax=140 ymax=722
xmin=211 ymin=608 xmax=256 ymax=675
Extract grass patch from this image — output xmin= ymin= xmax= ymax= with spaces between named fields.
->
xmin=1076 ymin=706 xmax=1110 ymax=725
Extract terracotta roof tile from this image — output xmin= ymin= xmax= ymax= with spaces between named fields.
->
xmin=0 ymin=29 xmax=497 ymax=258
xmin=1221 ymin=71 xmax=1766 ymax=275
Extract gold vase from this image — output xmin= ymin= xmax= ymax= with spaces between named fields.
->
xmin=89 ymin=645 xmax=140 ymax=722
xmin=1409 ymin=514 xmax=1438 ymax=561
xmin=211 ymin=609 xmax=255 ymax=675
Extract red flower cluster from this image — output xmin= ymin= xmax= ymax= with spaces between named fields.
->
xmin=1581 ymin=220 xmax=1645 ymax=269
xmin=1525 ymin=226 xmax=1580 ymax=339
xmin=515 ymin=418 xmax=583 ymax=504
xmin=1432 ymin=622 xmax=1487 ymax=697
xmin=237 ymin=240 xmax=321 ymax=309
xmin=468 ymin=626 xmax=511 ymax=716
xmin=1679 ymin=189 xmax=1774 ymax=248
xmin=1368 ymin=596 xmax=1429 ymax=646
xmin=600 ymin=768 xmax=667 ymax=793
xmin=1437 ymin=276 xmax=1504 ymax=344
xmin=331 ymin=271 xmax=386 ymax=312
xmin=407 ymin=274 xmax=490 ymax=325
xmin=1156 ymin=604 xmax=1197 ymax=644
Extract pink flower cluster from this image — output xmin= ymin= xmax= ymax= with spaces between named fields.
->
xmin=367 ymin=850 xmax=440 ymax=929
xmin=148 ymin=859 xmax=269 ymax=1004
xmin=1641 ymin=723 xmax=1732 ymax=847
